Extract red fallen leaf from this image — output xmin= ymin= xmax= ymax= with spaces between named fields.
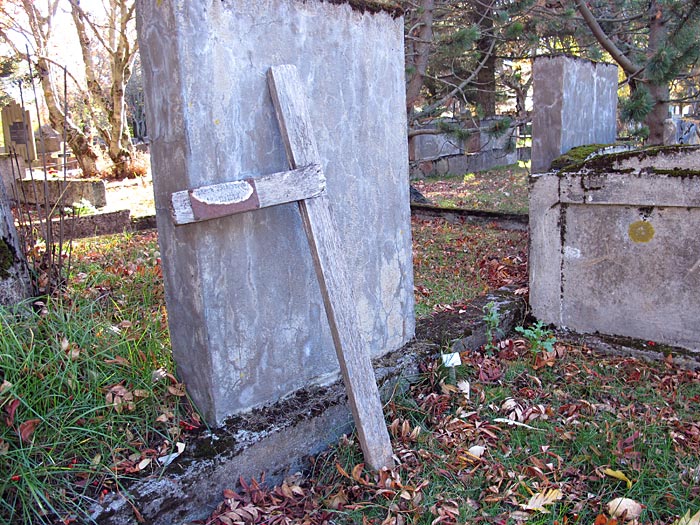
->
xmin=179 ymin=420 xmax=200 ymax=431
xmin=18 ymin=418 xmax=41 ymax=442
xmin=533 ymin=352 xmax=556 ymax=370
xmin=4 ymin=398 xmax=20 ymax=427
xmin=479 ymin=361 xmax=503 ymax=383
xmin=222 ymin=488 xmax=238 ymax=500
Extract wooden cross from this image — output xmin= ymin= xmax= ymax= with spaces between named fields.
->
xmin=170 ymin=64 xmax=394 ymax=470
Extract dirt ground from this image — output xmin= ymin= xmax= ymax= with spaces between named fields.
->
xmin=103 ymin=174 xmax=156 ymax=218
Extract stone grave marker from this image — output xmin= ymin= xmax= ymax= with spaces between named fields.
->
xmin=532 ymin=56 xmax=618 ymax=173
xmin=135 ymin=0 xmax=414 ymax=456
xmin=530 ymin=146 xmax=700 ymax=354
xmin=1 ymin=101 xmax=36 ymax=164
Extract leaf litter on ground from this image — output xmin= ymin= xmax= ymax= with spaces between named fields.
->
xmin=201 ymin=340 xmax=700 ymax=525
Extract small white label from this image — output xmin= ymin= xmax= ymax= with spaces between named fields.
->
xmin=192 ymin=180 xmax=254 ymax=205
xmin=564 ymin=246 xmax=581 ymax=259
xmin=441 ymin=352 xmax=462 ymax=368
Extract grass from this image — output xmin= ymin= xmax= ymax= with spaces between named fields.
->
xmin=0 ymin=231 xmax=196 ymax=524
xmin=412 ymin=162 xmax=530 ymax=214
xmin=1 ymin=168 xmax=699 ymax=524
xmin=411 ymin=217 xmax=528 ymax=317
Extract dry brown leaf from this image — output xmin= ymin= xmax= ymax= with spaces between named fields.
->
xmin=18 ymin=418 xmax=41 ymax=442
xmin=606 ymin=498 xmax=642 ymax=521
xmin=671 ymin=509 xmax=700 ymax=525
xmin=519 ymin=488 xmax=563 ymax=513
xmin=105 ymin=356 xmax=131 ymax=366
xmin=167 ymin=384 xmax=187 ymax=397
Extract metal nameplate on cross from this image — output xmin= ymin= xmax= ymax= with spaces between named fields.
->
xmin=168 ymin=64 xmax=394 ymax=470
xmin=171 ymin=164 xmax=325 ymax=225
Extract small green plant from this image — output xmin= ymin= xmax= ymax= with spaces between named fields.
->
xmin=515 ymin=320 xmax=556 ymax=355
xmin=482 ymin=301 xmax=501 ymax=353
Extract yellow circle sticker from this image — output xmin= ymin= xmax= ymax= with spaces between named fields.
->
xmin=628 ymin=220 xmax=655 ymax=243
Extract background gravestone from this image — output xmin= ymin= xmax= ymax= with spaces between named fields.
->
xmin=135 ymin=0 xmax=414 ymax=426
xmin=531 ymin=56 xmax=618 ymax=173
xmin=1 ymin=102 xmax=36 ymax=164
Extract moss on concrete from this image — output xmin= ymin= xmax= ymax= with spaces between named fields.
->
xmin=321 ymin=0 xmax=403 ymax=17
xmin=559 ymin=144 xmax=700 ymax=175
xmin=549 ymin=144 xmax=611 ymax=171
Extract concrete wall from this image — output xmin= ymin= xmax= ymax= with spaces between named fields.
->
xmin=135 ymin=0 xmax=414 ymax=425
xmin=412 ymin=133 xmax=465 ymax=160
xmin=410 ymin=148 xmax=518 ymax=179
xmin=532 ymin=56 xmax=618 ymax=173
xmin=17 ymin=177 xmax=106 ymax=208
xmin=0 ymin=154 xmax=20 ymax=202
xmin=529 ymin=146 xmax=700 ymax=353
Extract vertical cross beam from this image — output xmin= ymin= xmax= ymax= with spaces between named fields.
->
xmin=267 ymin=65 xmax=394 ymax=470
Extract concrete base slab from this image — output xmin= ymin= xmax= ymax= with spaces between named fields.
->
xmin=17 ymin=177 xmax=107 ymax=208
xmin=91 ymin=339 xmax=436 ymax=525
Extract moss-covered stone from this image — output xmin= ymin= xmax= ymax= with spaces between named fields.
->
xmin=0 ymin=237 xmax=16 ymax=279
xmin=559 ymin=144 xmax=700 ymax=175
xmin=549 ymin=143 xmax=612 ymax=171
xmin=322 ymin=0 xmax=403 ymax=17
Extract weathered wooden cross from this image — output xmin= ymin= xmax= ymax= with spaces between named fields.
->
xmin=170 ymin=65 xmax=394 ymax=470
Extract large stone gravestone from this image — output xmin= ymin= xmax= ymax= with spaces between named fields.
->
xmin=531 ymin=56 xmax=618 ymax=173
xmin=136 ymin=0 xmax=414 ymax=426
xmin=530 ymin=146 xmax=700 ymax=355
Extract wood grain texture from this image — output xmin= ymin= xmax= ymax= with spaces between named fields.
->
xmin=171 ymin=164 xmax=325 ymax=225
xmin=268 ymin=64 xmax=394 ymax=470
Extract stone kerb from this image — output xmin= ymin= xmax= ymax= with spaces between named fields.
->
xmin=532 ymin=56 xmax=618 ymax=173
xmin=529 ymin=146 xmax=700 ymax=354
xmin=135 ymin=0 xmax=414 ymax=426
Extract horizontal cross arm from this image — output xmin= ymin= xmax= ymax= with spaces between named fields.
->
xmin=171 ymin=163 xmax=325 ymax=225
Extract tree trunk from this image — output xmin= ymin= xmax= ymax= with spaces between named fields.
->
xmin=645 ymin=0 xmax=669 ymax=145
xmin=35 ymin=56 xmax=100 ymax=177
xmin=0 ymin=178 xmax=32 ymax=305
xmin=646 ymin=82 xmax=669 ymax=145
xmin=405 ymin=0 xmax=434 ymax=117
xmin=70 ymin=0 xmax=137 ymax=177
xmin=472 ymin=0 xmax=496 ymax=117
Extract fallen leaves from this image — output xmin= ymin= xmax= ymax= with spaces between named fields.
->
xmin=412 ymin=216 xmax=528 ymax=313
xmin=197 ymin=338 xmax=700 ymax=525
xmin=671 ymin=509 xmax=700 ymax=525
xmin=519 ymin=487 xmax=563 ymax=513
xmin=18 ymin=418 xmax=41 ymax=442
xmin=603 ymin=468 xmax=634 ymax=489
xmin=208 ymin=475 xmax=332 ymax=525
xmin=606 ymin=497 xmax=643 ymax=521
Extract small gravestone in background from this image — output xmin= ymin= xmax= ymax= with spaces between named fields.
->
xmin=531 ymin=56 xmax=618 ymax=173
xmin=1 ymin=102 xmax=36 ymax=164
xmin=135 ymin=0 xmax=414 ymax=427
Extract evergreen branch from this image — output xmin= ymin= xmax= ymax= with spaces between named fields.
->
xmin=416 ymin=34 xmax=497 ymax=118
